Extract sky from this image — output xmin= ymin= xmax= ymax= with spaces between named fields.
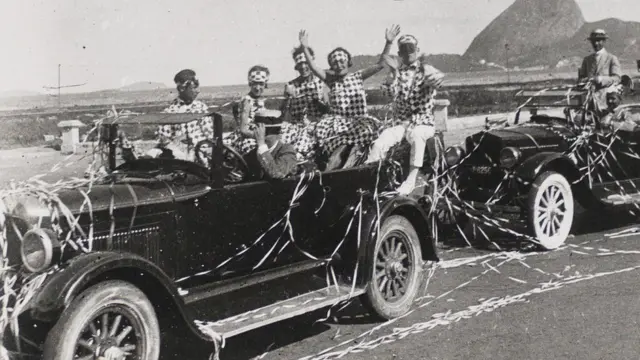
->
xmin=1 ymin=0 xmax=639 ymax=93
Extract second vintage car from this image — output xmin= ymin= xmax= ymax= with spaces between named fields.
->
xmin=444 ymin=85 xmax=640 ymax=250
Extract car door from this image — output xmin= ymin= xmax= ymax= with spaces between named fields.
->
xmin=174 ymin=178 xmax=298 ymax=287
xmin=275 ymin=164 xmax=383 ymax=266
xmin=588 ymin=127 xmax=640 ymax=199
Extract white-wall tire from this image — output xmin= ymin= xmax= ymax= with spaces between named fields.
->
xmin=527 ymin=171 xmax=574 ymax=250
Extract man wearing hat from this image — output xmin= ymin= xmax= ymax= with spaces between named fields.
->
xmin=244 ymin=109 xmax=299 ymax=180
xmin=366 ymin=34 xmax=444 ymax=195
xmin=578 ymin=29 xmax=621 ymax=111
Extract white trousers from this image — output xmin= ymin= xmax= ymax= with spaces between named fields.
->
xmin=367 ymin=124 xmax=435 ymax=167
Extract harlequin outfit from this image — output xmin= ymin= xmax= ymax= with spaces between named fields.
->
xmin=366 ymin=35 xmax=440 ymax=168
xmin=118 ymin=97 xmax=212 ymax=159
xmin=281 ymin=72 xmax=327 ymax=160
xmin=157 ymin=98 xmax=214 ymax=147
xmin=314 ymin=70 xmax=379 ymax=156
xmin=222 ymin=95 xmax=266 ymax=155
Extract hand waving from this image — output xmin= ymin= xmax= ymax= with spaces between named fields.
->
xmin=299 ymin=30 xmax=309 ymax=47
xmin=385 ymin=24 xmax=401 ymax=43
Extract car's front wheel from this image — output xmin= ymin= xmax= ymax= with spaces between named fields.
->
xmin=361 ymin=215 xmax=424 ymax=320
xmin=527 ymin=171 xmax=575 ymax=250
xmin=43 ymin=280 xmax=160 ymax=360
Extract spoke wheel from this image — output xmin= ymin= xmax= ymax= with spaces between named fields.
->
xmin=528 ymin=171 xmax=574 ymax=250
xmin=361 ymin=215 xmax=423 ymax=320
xmin=43 ymin=280 xmax=160 ymax=360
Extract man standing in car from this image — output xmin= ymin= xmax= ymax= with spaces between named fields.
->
xmin=578 ymin=29 xmax=621 ymax=112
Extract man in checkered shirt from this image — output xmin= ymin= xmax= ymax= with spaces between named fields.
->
xmin=366 ymin=34 xmax=444 ymax=195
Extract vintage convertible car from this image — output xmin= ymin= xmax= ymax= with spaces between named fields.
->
xmin=1 ymin=111 xmax=440 ymax=359
xmin=443 ymin=86 xmax=640 ymax=250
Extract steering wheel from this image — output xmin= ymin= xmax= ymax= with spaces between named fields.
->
xmin=194 ymin=140 xmax=250 ymax=183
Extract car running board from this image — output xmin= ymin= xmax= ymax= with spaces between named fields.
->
xmin=602 ymin=193 xmax=640 ymax=205
xmin=194 ymin=285 xmax=365 ymax=339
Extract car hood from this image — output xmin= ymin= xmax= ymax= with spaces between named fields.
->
xmin=465 ymin=124 xmax=575 ymax=163
xmin=3 ymin=180 xmax=210 ymax=221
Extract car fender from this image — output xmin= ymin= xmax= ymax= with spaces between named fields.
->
xmin=354 ymin=195 xmax=439 ymax=285
xmin=515 ymin=152 xmax=581 ymax=183
xmin=29 ymin=251 xmax=210 ymax=342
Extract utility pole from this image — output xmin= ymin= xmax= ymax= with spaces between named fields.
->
xmin=43 ymin=64 xmax=87 ymax=109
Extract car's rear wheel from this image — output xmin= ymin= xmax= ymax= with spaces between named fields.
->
xmin=43 ymin=280 xmax=160 ymax=360
xmin=361 ymin=215 xmax=423 ymax=320
xmin=527 ymin=171 xmax=574 ymax=250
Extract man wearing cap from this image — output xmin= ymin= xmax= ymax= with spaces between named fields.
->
xmin=366 ymin=34 xmax=444 ymax=195
xmin=118 ymin=69 xmax=211 ymax=161
xmin=578 ymin=29 xmax=621 ymax=111
xmin=243 ymin=111 xmax=298 ymax=180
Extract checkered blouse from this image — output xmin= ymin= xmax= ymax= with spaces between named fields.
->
xmin=157 ymin=98 xmax=213 ymax=146
xmin=238 ymin=95 xmax=266 ymax=125
xmin=326 ymin=71 xmax=368 ymax=118
xmin=285 ymin=76 xmax=325 ymax=123
xmin=382 ymin=60 xmax=437 ymax=126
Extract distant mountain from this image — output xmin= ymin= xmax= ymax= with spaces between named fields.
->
xmin=119 ymin=82 xmax=167 ymax=91
xmin=352 ymin=0 xmax=640 ymax=74
xmin=464 ymin=0 xmax=585 ymax=66
xmin=514 ymin=18 xmax=640 ymax=69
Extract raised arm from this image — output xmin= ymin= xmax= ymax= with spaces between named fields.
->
xmin=299 ymin=30 xmax=327 ymax=82
xmin=360 ymin=24 xmax=401 ymax=81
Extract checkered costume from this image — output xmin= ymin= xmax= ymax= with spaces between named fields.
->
xmin=314 ymin=71 xmax=379 ymax=155
xmin=382 ymin=60 xmax=437 ymax=126
xmin=280 ymin=75 xmax=326 ymax=160
xmin=117 ymin=98 xmax=212 ymax=159
xmin=158 ymin=98 xmax=213 ymax=147
xmin=222 ymin=95 xmax=266 ymax=154
xmin=367 ymin=59 xmax=441 ymax=168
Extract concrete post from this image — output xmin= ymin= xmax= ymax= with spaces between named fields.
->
xmin=57 ymin=120 xmax=86 ymax=155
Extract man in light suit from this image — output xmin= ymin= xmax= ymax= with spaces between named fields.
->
xmin=578 ymin=29 xmax=621 ymax=112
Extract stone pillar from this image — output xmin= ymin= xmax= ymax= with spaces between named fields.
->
xmin=433 ymin=99 xmax=450 ymax=132
xmin=57 ymin=120 xmax=86 ymax=155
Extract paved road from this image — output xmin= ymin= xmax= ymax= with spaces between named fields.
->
xmin=164 ymin=227 xmax=640 ymax=360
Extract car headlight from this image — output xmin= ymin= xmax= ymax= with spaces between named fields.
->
xmin=499 ymin=147 xmax=522 ymax=169
xmin=21 ymin=228 xmax=59 ymax=273
xmin=444 ymin=146 xmax=465 ymax=166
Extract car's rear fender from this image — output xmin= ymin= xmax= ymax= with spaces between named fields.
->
xmin=515 ymin=152 xmax=596 ymax=208
xmin=352 ymin=195 xmax=439 ymax=286
xmin=28 ymin=251 xmax=211 ymax=343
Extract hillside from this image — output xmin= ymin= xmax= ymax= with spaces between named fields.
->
xmin=514 ymin=18 xmax=640 ymax=69
xmin=463 ymin=0 xmax=585 ymax=65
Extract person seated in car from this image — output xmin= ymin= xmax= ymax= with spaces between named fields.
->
xmin=223 ymin=65 xmax=271 ymax=155
xmin=601 ymin=90 xmax=640 ymax=132
xmin=365 ymin=34 xmax=444 ymax=195
xmin=279 ymin=45 xmax=330 ymax=161
xmin=118 ymin=69 xmax=212 ymax=162
xmin=297 ymin=26 xmax=400 ymax=170
xmin=243 ymin=110 xmax=298 ymax=180
xmin=154 ymin=69 xmax=213 ymax=159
